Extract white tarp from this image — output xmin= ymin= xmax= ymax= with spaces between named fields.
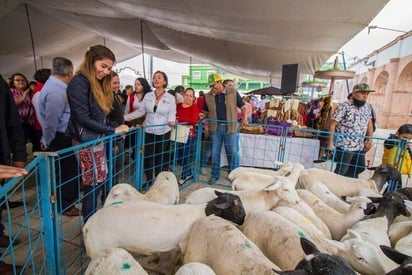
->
xmin=0 ymin=0 xmax=389 ymax=80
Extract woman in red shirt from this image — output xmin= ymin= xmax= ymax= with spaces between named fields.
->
xmin=175 ymin=88 xmax=199 ymax=185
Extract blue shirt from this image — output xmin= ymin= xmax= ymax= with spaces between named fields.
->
xmin=203 ymin=89 xmax=244 ymax=120
xmin=332 ymin=99 xmax=372 ymax=151
xmin=39 ymin=75 xmax=71 ymax=146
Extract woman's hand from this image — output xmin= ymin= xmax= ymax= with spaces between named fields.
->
xmin=0 ymin=165 xmax=28 ymax=179
xmin=169 ymin=121 xmax=176 ymax=127
xmin=115 ymin=124 xmax=129 ymax=134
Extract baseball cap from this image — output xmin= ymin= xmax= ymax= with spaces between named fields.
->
xmin=353 ymin=83 xmax=375 ymax=93
xmin=207 ymin=73 xmax=222 ymax=86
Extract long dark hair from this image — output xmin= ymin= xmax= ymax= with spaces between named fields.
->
xmin=136 ymin=77 xmax=152 ymax=100
xmin=9 ymin=73 xmax=29 ymax=90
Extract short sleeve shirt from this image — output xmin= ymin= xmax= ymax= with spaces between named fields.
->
xmin=332 ymin=100 xmax=372 ymax=151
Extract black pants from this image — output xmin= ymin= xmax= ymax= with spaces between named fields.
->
xmin=144 ymin=132 xmax=171 ymax=186
xmin=334 ymin=148 xmax=366 ymax=178
xmin=48 ymin=132 xmax=79 ymax=213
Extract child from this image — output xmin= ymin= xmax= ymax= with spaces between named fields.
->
xmin=382 ymin=124 xmax=412 ymax=190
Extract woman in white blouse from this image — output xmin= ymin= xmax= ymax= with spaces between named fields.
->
xmin=124 ymin=71 xmax=176 ymax=186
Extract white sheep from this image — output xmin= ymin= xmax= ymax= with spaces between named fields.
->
xmin=227 ymin=161 xmax=293 ymax=182
xmin=341 ymin=216 xmax=390 ymax=247
xmin=276 ymin=198 xmax=332 ymax=239
xmin=85 ymin=247 xmax=148 ymax=275
xmin=232 ymin=162 xmax=304 ymax=191
xmin=185 ymin=177 xmax=300 ymax=214
xmin=174 ymin=262 xmax=216 ymax=275
xmin=272 ymin=206 xmax=333 ymax=247
xmin=297 ymin=189 xmax=371 ymax=240
xmin=144 ymin=171 xmax=179 ymax=204
xmin=241 ymin=210 xmax=331 ymax=270
xmin=103 ymin=183 xmax=144 ymax=207
xmin=302 ymin=181 xmax=350 ymax=213
xmin=297 ymin=164 xmax=402 ymax=197
xmin=103 ymin=171 xmax=179 ymax=207
xmin=83 ymin=191 xmax=246 ymax=259
xmin=388 ymin=220 xmax=412 ymax=246
xmin=184 ymin=215 xmax=280 ymax=274
xmin=327 ymin=229 xmax=387 ymax=275
xmin=395 ymin=232 xmax=412 ymax=257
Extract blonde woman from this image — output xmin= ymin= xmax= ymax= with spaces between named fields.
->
xmin=66 ymin=45 xmax=129 ymax=221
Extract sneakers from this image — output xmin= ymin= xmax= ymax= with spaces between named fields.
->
xmin=208 ymin=177 xmax=218 ymax=185
xmin=178 ymin=175 xmax=193 ymax=186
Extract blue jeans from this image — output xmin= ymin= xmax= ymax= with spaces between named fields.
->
xmin=210 ymin=125 xmax=239 ymax=179
xmin=176 ymin=137 xmax=195 ymax=179
xmin=334 ymin=148 xmax=366 ymax=178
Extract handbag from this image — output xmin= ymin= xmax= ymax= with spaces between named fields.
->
xmin=170 ymin=124 xmax=190 ymax=143
xmin=77 ymin=142 xmax=107 ymax=186
xmin=265 ymin=117 xmax=292 ymax=136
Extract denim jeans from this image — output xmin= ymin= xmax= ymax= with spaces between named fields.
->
xmin=210 ymin=125 xmax=239 ymax=179
xmin=334 ymin=148 xmax=366 ymax=178
xmin=176 ymin=137 xmax=195 ymax=179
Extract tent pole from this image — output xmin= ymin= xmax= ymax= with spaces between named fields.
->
xmin=140 ymin=19 xmax=146 ymax=79
xmin=24 ymin=4 xmax=37 ymax=71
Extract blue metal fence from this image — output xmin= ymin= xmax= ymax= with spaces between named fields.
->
xmin=0 ymin=122 xmax=403 ymax=274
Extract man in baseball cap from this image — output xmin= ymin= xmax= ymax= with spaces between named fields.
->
xmin=326 ymin=82 xmax=375 ymax=178
xmin=207 ymin=73 xmax=223 ymax=87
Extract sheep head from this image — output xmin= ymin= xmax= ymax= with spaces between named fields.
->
xmin=103 ymin=183 xmax=144 ymax=207
xmin=368 ymin=164 xmax=402 ymax=192
xmin=264 ymin=177 xmax=300 ymax=204
xmin=205 ymin=191 xmax=246 ymax=225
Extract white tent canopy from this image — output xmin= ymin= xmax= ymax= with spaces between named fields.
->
xmin=0 ymin=0 xmax=389 ymax=81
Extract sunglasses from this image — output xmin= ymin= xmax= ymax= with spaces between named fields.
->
xmin=153 ymin=104 xmax=157 ymax=113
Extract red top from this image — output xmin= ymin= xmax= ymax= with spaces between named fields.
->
xmin=31 ymin=82 xmax=44 ymax=130
xmin=196 ymin=96 xmax=205 ymax=111
xmin=176 ymin=103 xmax=199 ymax=126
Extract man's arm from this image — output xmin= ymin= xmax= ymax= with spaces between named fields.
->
xmin=327 ymin=119 xmax=338 ymax=150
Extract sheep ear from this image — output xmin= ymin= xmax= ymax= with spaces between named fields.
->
xmin=214 ymin=190 xmax=224 ymax=196
xmin=404 ymin=200 xmax=412 ymax=208
xmin=345 ymin=196 xmax=354 ymax=203
xmin=300 ymin=238 xmax=319 ymax=255
xmin=213 ymin=202 xmax=231 ymax=209
xmin=380 ymin=245 xmax=410 ymax=265
xmin=264 ymin=178 xmax=282 ymax=190
xmin=401 ymin=201 xmax=411 ymax=217
xmin=325 ymin=239 xmax=346 ymax=251
xmin=347 ymin=229 xmax=362 ymax=240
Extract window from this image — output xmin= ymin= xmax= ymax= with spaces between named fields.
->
xmin=192 ymin=71 xmax=201 ymax=79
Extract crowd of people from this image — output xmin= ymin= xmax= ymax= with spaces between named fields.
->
xmin=1 ymin=44 xmax=412 ymax=273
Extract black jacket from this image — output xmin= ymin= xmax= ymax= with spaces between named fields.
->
xmin=0 ymin=75 xmax=27 ymax=164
